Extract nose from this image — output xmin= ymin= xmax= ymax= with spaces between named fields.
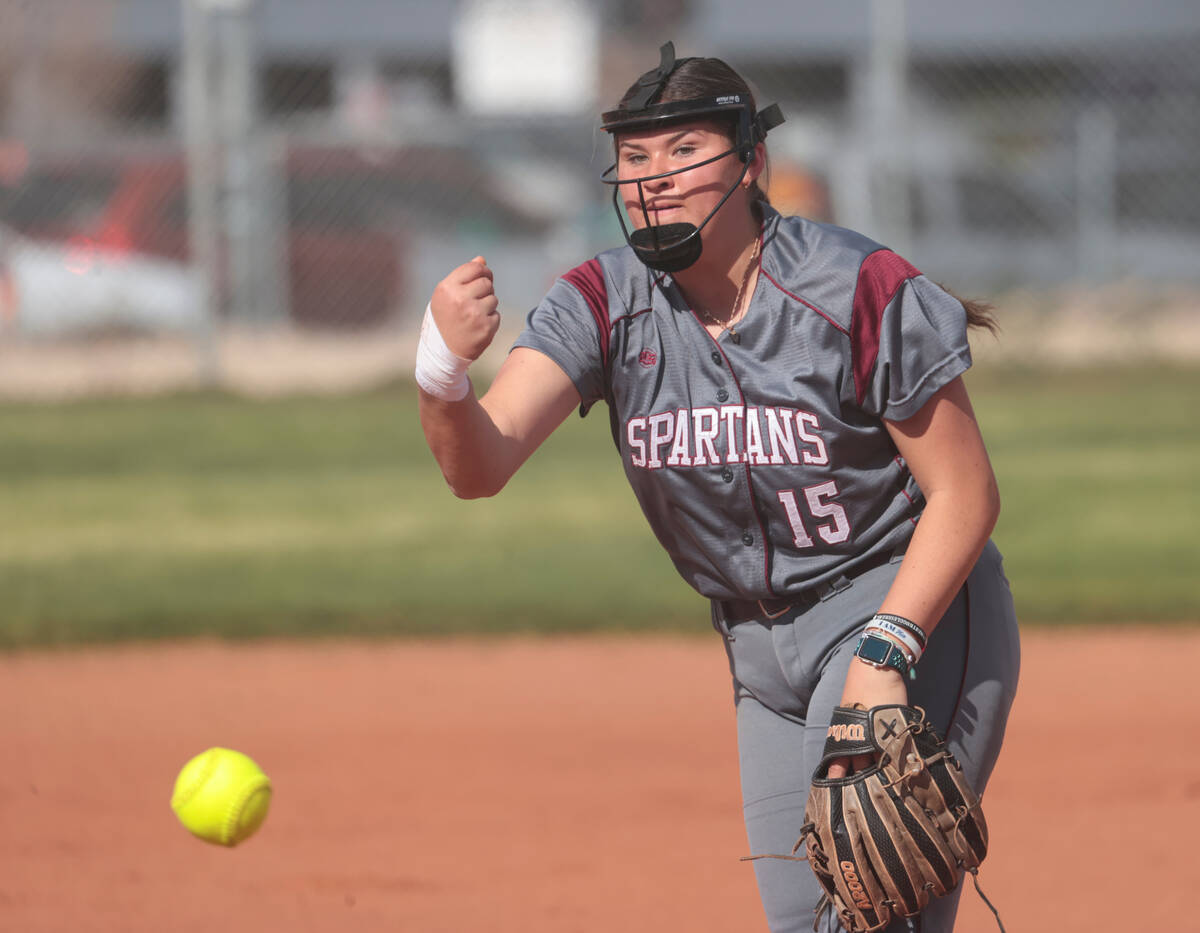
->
xmin=638 ymin=153 xmax=676 ymax=190
xmin=641 ymin=170 xmax=673 ymax=194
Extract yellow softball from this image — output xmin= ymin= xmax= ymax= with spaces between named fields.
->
xmin=170 ymin=747 xmax=272 ymax=847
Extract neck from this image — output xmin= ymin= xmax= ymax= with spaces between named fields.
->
xmin=673 ymin=204 xmax=761 ymax=322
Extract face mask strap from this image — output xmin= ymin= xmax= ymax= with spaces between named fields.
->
xmin=684 ymin=155 xmax=753 ymax=239
xmin=634 ymin=179 xmax=662 ymax=251
xmin=601 ymin=145 xmax=739 ymax=189
xmin=601 ymin=148 xmax=741 ymax=259
xmin=604 ymin=153 xmax=754 ymax=272
xmin=610 ymin=151 xmax=753 ymax=233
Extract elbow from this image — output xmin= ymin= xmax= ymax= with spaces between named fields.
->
xmin=445 ymin=472 xmax=506 ymax=500
xmin=983 ymin=473 xmax=1002 ymax=533
xmin=449 ymin=482 xmax=499 ymax=500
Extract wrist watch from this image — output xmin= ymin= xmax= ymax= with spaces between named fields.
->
xmin=854 ymin=632 xmax=912 ymax=679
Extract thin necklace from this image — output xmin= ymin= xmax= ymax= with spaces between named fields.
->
xmin=696 ymin=236 xmax=761 ymax=344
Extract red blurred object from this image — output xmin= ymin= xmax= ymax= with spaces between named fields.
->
xmin=0 ymin=148 xmax=414 ymax=328
xmin=0 ymin=261 xmax=16 ymax=326
xmin=0 ymin=140 xmax=30 ymax=186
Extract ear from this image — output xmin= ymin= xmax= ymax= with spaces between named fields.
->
xmin=742 ymin=142 xmax=767 ymax=187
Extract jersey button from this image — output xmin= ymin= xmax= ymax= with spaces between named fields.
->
xmin=711 ymin=350 xmax=722 ymax=365
xmin=717 ymin=388 xmax=729 ymax=402
xmin=721 ymin=467 xmax=734 ymax=483
xmin=741 ymin=531 xmax=754 ymax=546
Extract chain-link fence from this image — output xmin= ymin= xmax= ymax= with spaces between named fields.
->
xmin=0 ymin=0 xmax=1197 ymax=359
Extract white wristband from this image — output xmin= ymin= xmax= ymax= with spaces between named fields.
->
xmin=415 ymin=302 xmax=471 ymax=402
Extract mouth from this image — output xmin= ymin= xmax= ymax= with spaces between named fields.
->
xmin=643 ymin=203 xmax=683 ymax=220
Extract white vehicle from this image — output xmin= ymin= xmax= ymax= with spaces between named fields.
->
xmin=0 ymin=224 xmax=205 ymax=337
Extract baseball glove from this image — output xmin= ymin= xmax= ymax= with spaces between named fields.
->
xmin=746 ymin=704 xmax=1004 ymax=933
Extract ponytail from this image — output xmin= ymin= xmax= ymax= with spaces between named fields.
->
xmin=937 ymin=283 xmax=998 ymax=335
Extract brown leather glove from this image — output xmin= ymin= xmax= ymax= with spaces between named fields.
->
xmin=798 ymin=704 xmax=996 ymax=932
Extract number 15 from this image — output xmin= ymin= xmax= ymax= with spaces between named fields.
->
xmin=777 ymin=481 xmax=850 ymax=548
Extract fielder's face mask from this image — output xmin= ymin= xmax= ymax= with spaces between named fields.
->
xmin=600 ymin=42 xmax=784 ymax=273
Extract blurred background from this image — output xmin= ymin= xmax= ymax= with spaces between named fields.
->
xmin=0 ymin=0 xmax=1197 ymax=644
xmin=4 ymin=11 xmax=1196 ymax=931
xmin=2 ymin=0 xmax=1199 ymax=346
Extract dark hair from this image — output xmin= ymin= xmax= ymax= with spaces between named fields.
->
xmin=613 ymin=56 xmax=771 ymax=205
xmin=937 ymin=283 xmax=999 ymax=333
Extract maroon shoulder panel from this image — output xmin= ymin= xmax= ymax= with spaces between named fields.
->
xmin=561 ymin=259 xmax=610 ymax=369
xmin=851 ymin=250 xmax=921 ymax=408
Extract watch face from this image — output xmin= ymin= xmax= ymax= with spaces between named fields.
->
xmin=857 ymin=635 xmax=893 ymax=665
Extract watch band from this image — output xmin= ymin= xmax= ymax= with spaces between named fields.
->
xmin=854 ymin=632 xmax=912 ymax=678
xmin=864 ymin=621 xmax=923 ymax=664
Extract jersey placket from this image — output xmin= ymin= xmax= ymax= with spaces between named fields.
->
xmin=682 ymin=289 xmax=778 ymax=599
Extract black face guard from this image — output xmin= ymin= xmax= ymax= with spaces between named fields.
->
xmin=600 ymin=42 xmax=784 ymax=273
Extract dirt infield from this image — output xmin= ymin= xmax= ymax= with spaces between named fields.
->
xmin=3 ymin=628 xmax=1196 ymax=932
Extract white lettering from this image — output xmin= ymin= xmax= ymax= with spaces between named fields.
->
xmin=692 ymin=408 xmax=720 ymax=466
xmin=805 ymin=480 xmax=850 ymax=544
xmin=626 ymin=405 xmax=832 ymax=473
xmin=798 ymin=411 xmax=829 ymax=465
xmin=765 ymin=407 xmax=797 ymax=465
xmin=721 ymin=405 xmax=744 ymax=464
xmin=627 ymin=417 xmax=647 ymax=467
xmin=777 ymin=489 xmax=815 ymax=548
xmin=744 ymin=407 xmax=769 ymax=465
xmin=666 ymin=408 xmax=692 ymax=466
xmin=646 ymin=411 xmax=675 ymax=469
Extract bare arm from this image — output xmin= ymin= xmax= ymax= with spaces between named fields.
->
xmin=417 ymin=256 xmax=581 ymax=498
xmin=829 ymin=375 xmax=1000 ymax=775
xmin=419 ymin=348 xmax=581 ymax=498
xmin=876 ymin=375 xmax=1000 ymax=630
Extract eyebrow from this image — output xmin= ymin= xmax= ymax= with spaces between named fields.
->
xmin=617 ymin=129 xmax=699 ymax=153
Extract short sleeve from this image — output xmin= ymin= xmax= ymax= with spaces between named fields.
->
xmin=511 ymin=269 xmax=608 ymax=414
xmin=851 ymin=252 xmax=971 ymax=421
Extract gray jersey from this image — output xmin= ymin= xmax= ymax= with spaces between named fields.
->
xmin=513 ymin=204 xmax=971 ymax=601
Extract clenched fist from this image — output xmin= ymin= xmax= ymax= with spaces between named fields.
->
xmin=430 ymin=256 xmax=501 ymax=361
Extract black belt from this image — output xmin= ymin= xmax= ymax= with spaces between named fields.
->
xmin=714 ymin=546 xmax=905 ymax=627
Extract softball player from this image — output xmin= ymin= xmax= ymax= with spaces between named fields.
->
xmin=417 ymin=44 xmax=1020 ymax=933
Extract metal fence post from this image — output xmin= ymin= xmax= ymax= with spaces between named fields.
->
xmin=181 ymin=0 xmax=222 ymax=386
xmin=1076 ymin=103 xmax=1119 ymax=282
xmin=867 ymin=0 xmax=913 ymax=256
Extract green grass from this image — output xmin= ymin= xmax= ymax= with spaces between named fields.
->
xmin=0 ymin=366 xmax=1196 ymax=647
xmin=0 ymin=390 xmax=695 ymax=647
xmin=968 ymin=366 xmax=1200 ymax=623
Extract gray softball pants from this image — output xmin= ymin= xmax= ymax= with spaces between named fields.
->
xmin=712 ymin=540 xmax=1020 ymax=933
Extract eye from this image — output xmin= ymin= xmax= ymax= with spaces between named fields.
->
xmin=674 ymin=144 xmax=697 ymax=158
xmin=621 ymin=151 xmax=648 ymax=166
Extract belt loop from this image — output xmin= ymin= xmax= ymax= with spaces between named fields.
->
xmin=710 ymin=601 xmax=735 ymax=640
xmin=817 ymin=574 xmax=852 ymax=602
